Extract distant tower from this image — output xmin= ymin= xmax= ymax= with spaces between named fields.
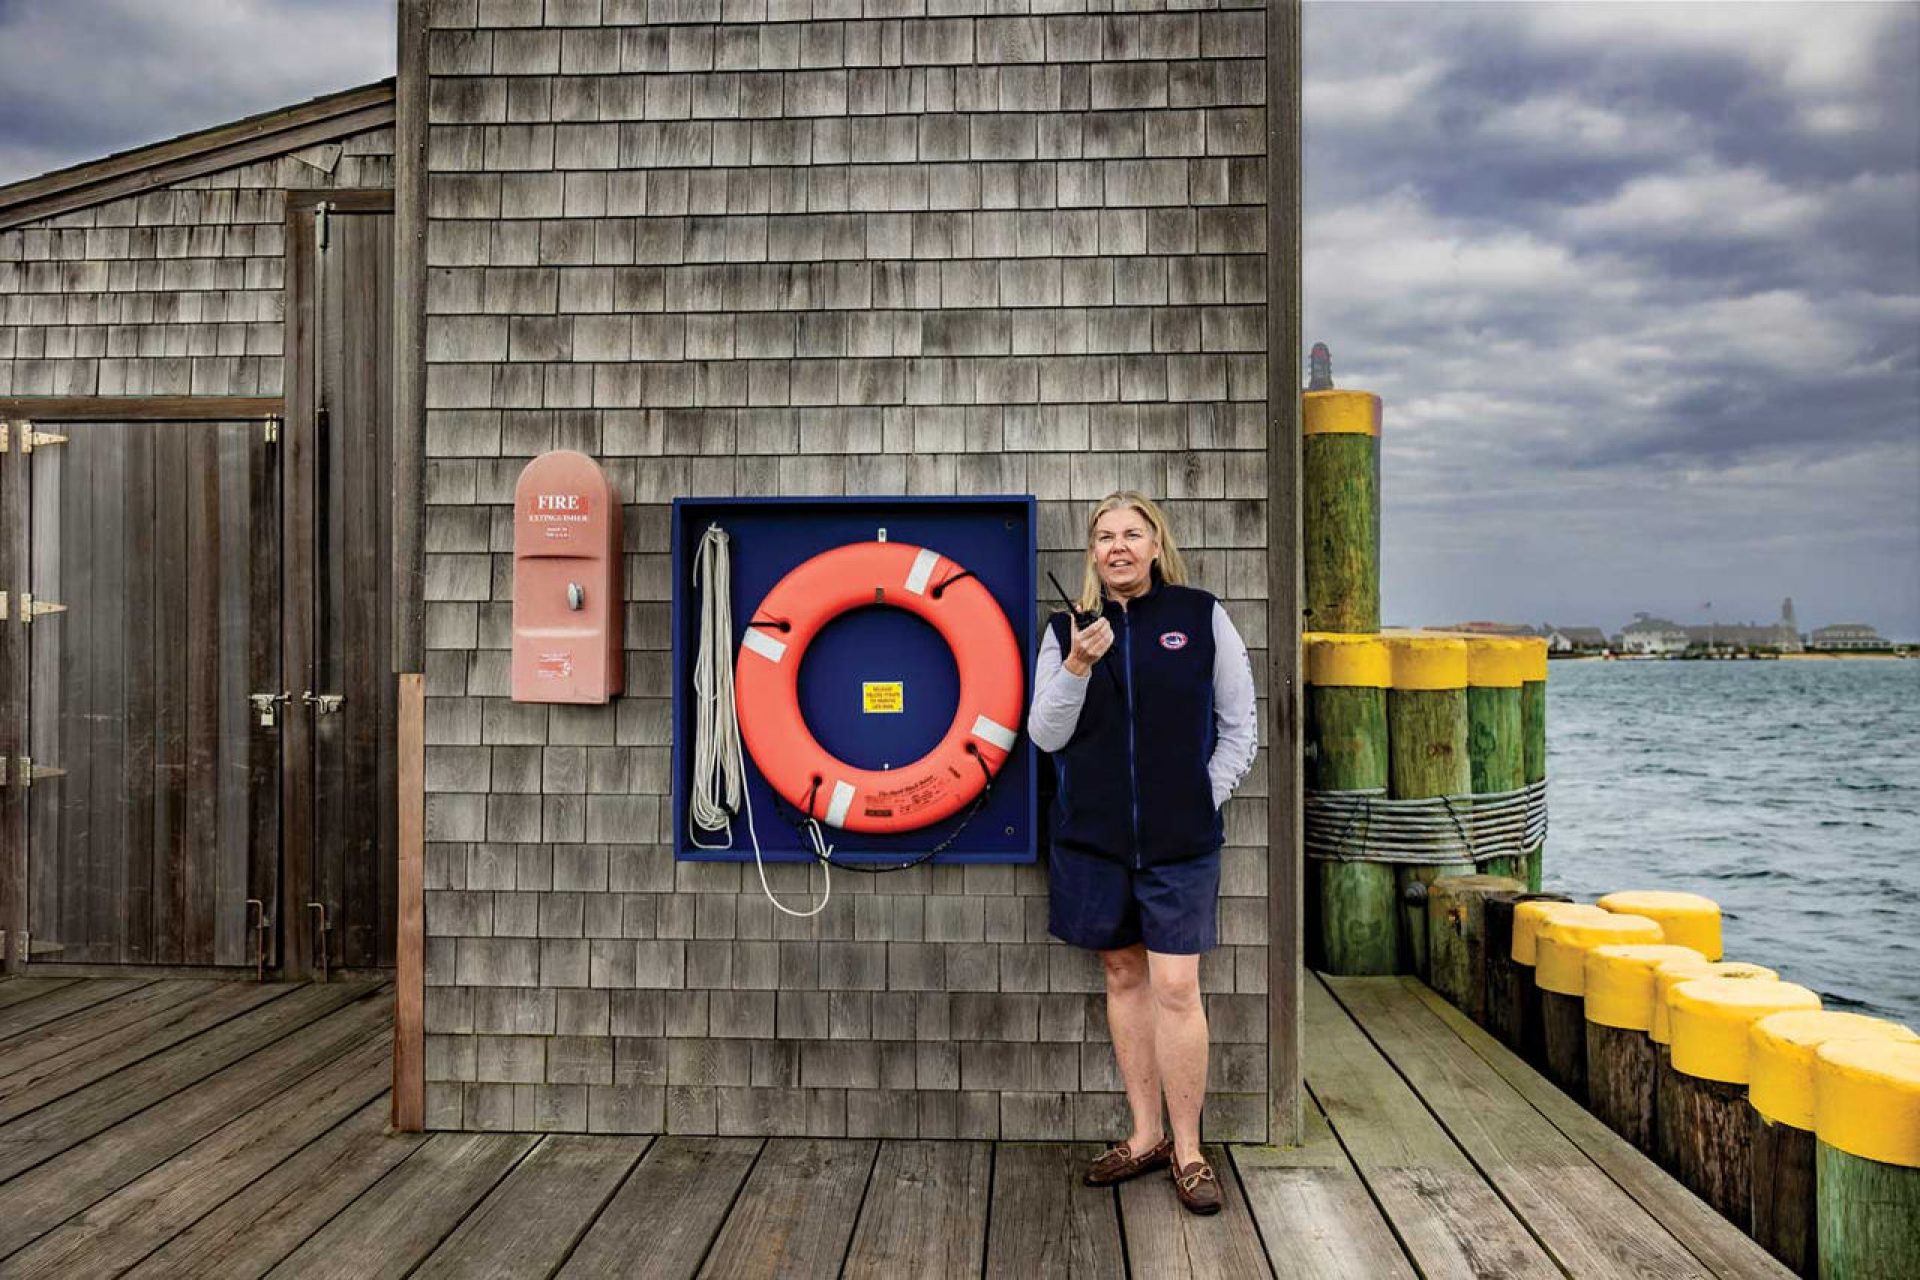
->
xmin=1778 ymin=598 xmax=1804 ymax=652
xmin=1308 ymin=342 xmax=1334 ymax=391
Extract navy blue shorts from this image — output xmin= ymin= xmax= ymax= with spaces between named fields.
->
xmin=1047 ymin=844 xmax=1221 ymax=955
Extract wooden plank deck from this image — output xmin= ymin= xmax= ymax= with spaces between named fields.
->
xmin=0 ymin=973 xmax=1790 ymax=1279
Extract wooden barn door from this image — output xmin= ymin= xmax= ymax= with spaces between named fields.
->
xmin=284 ymin=194 xmax=397 ymax=976
xmin=5 ymin=419 xmax=280 ymax=968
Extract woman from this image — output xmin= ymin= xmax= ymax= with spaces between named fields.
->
xmin=1027 ymin=491 xmax=1258 ymax=1215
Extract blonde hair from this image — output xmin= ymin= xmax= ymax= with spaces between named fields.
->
xmin=1077 ymin=491 xmax=1188 ymax=613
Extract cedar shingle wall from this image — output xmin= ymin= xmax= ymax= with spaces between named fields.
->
xmin=420 ymin=0 xmax=1271 ymax=1140
xmin=0 ymin=133 xmax=395 ymax=396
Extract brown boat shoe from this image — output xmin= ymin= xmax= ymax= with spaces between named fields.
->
xmin=1084 ymin=1135 xmax=1174 ymax=1186
xmin=1172 ymin=1158 xmax=1223 ymax=1215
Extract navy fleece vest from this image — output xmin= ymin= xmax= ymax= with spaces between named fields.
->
xmin=1044 ymin=581 xmax=1221 ymax=867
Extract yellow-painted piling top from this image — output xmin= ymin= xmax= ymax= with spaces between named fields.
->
xmin=1651 ymin=960 xmax=1779 ymax=1044
xmin=1584 ymin=944 xmax=1707 ymax=1031
xmin=1304 ymin=633 xmax=1391 ymax=688
xmin=1598 ymin=891 xmax=1723 ymax=961
xmin=1384 ymin=634 xmax=1468 ymax=691
xmin=1519 ymin=636 xmax=1548 ymax=683
xmin=1512 ymin=901 xmax=1610 ymax=966
xmin=1536 ymin=914 xmax=1665 ymax=996
xmin=1750 ymin=1011 xmax=1917 ymax=1132
xmin=1669 ymin=978 xmax=1820 ymax=1084
xmin=1302 ymin=389 xmax=1382 ymax=437
xmin=1815 ymin=1038 xmax=1920 ymax=1168
xmin=1465 ymin=637 xmax=1531 ymax=689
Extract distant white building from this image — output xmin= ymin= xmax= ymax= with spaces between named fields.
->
xmin=1620 ymin=615 xmax=1690 ymax=655
xmin=1808 ymin=624 xmax=1894 ymax=651
xmin=1546 ymin=626 xmax=1609 ymax=653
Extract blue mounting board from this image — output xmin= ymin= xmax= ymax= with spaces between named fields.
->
xmin=671 ymin=495 xmax=1037 ymax=864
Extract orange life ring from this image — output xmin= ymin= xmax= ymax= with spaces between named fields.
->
xmin=735 ymin=541 xmax=1024 ymax=834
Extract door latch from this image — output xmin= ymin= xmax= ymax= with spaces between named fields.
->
xmin=250 ymin=692 xmax=290 ymax=726
xmin=302 ymin=692 xmax=345 ymax=715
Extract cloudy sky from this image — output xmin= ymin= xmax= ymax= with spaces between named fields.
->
xmin=3 ymin=1 xmax=1915 ymax=638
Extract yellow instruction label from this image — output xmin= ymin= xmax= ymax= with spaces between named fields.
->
xmin=862 ymin=682 xmax=904 ymax=714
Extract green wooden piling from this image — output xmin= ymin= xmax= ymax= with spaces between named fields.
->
xmin=1302 ymin=391 xmax=1380 ymax=635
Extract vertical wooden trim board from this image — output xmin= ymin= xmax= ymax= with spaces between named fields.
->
xmin=390 ymin=0 xmax=429 ymax=676
xmin=0 ymin=429 xmax=25 ymax=975
xmin=394 ymin=671 xmax=425 ymax=1131
xmin=281 ymin=200 xmax=317 ymax=981
xmin=1266 ymin=0 xmax=1307 ymax=1148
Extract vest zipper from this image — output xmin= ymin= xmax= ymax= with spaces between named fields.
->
xmin=1121 ymin=607 xmax=1141 ymax=869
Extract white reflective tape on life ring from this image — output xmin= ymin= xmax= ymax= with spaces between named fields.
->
xmin=825 ymin=779 xmax=856 ymax=828
xmin=741 ymin=628 xmax=787 ymax=663
xmin=970 ymin=715 xmax=1017 ymax=753
xmin=904 ymin=547 xmax=940 ymax=596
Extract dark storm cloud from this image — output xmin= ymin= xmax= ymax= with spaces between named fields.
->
xmin=1304 ymin=3 xmax=1920 ymax=637
xmin=0 ymin=0 xmax=393 ymax=183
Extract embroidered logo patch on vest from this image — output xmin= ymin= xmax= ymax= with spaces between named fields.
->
xmin=1159 ymin=631 xmax=1189 ymax=650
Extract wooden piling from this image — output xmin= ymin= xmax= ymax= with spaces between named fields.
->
xmin=1465 ymin=638 xmax=1528 ymax=880
xmin=1485 ymin=891 xmax=1568 ymax=1053
xmin=1520 ymin=643 xmax=1547 ymax=891
xmin=1650 ymin=960 xmax=1779 ymax=1175
xmin=1814 ymin=1038 xmax=1920 ymax=1280
xmin=1667 ymin=978 xmax=1822 ymax=1225
xmin=1598 ymin=890 xmax=1723 ymax=961
xmin=1426 ymin=872 xmax=1523 ymax=1023
xmin=1583 ymin=943 xmax=1705 ymax=1154
xmin=1534 ymin=913 xmax=1664 ymax=1103
xmin=1749 ymin=1011 xmax=1917 ymax=1276
xmin=1384 ymin=636 xmax=1471 ymax=982
xmin=1305 ymin=634 xmax=1395 ymax=976
xmin=1509 ymin=901 xmax=1609 ymax=1070
xmin=1302 ymin=390 xmax=1380 ymax=634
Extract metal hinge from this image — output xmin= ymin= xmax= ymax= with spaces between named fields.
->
xmin=1 ymin=422 xmax=67 ymax=454
xmin=14 ymin=592 xmax=66 ymax=625
xmin=263 ymin=415 xmax=280 ymax=445
xmin=16 ymin=756 xmax=65 ymax=788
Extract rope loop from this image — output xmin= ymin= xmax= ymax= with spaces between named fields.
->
xmin=1305 ymin=779 xmax=1549 ymax=866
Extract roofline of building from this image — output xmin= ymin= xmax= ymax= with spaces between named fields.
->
xmin=0 ymin=79 xmax=396 ymax=233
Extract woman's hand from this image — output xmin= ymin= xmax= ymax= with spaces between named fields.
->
xmin=1063 ymin=617 xmax=1114 ymax=677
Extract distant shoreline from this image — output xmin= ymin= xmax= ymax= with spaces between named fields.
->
xmin=1548 ymin=651 xmax=1912 ymax=662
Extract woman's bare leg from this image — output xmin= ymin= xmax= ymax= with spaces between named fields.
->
xmin=1101 ymin=944 xmax=1163 ymax=1153
xmin=1146 ymin=950 xmax=1209 ymax=1168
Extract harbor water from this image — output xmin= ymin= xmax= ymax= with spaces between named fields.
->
xmin=1548 ymin=657 xmax=1920 ymax=1027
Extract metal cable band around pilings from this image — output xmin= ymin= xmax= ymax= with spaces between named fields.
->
xmin=1304 ymin=779 xmax=1549 ymax=865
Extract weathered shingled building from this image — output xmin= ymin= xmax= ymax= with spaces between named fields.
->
xmin=0 ymin=0 xmax=1302 ymax=1143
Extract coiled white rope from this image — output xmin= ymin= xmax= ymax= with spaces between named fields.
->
xmin=689 ymin=524 xmax=832 ymax=917
xmin=1304 ymin=780 xmax=1549 ymax=865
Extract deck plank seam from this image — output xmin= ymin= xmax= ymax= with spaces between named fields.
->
xmin=541 ymin=1134 xmax=658 ymax=1280
xmin=0 ymin=981 xmax=220 ymax=1073
xmin=109 ymin=1084 xmax=400 ymax=1278
xmin=1314 ymin=974 xmax=1574 ymax=1276
xmin=0 ymin=982 xmax=309 ymax=1132
xmin=978 ymin=1141 xmax=998 ymax=1280
xmin=0 ymin=996 xmax=395 ymax=1264
xmin=0 ymin=983 xmax=386 ymax=1186
xmin=831 ymin=1138 xmax=886 ymax=1279
xmin=1395 ymin=977 xmax=1770 ymax=1280
xmin=688 ymin=1137 xmax=770 ymax=1280
xmin=381 ymin=1130 xmax=548 ymax=1279
xmin=1291 ymin=1076 xmax=1424 ymax=1273
xmin=0 ymin=978 xmax=158 ymax=1046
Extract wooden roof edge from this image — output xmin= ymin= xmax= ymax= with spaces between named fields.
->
xmin=0 ymin=79 xmax=396 ymax=232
